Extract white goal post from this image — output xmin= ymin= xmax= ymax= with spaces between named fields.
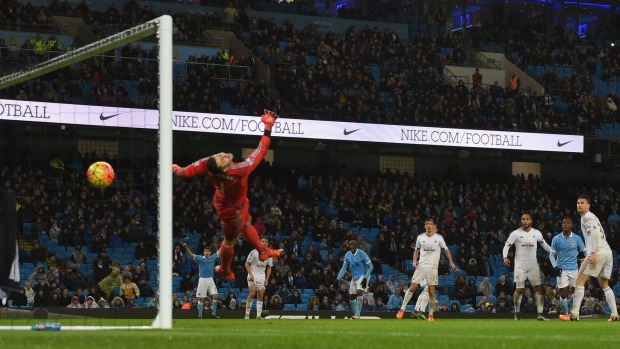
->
xmin=0 ymin=15 xmax=174 ymax=329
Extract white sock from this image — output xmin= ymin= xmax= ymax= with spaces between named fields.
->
xmin=572 ymin=286 xmax=585 ymax=316
xmin=401 ymin=290 xmax=413 ymax=311
xmin=603 ymin=287 xmax=618 ymax=316
xmin=514 ymin=291 xmax=523 ymax=312
xmin=256 ymin=301 xmax=263 ymax=318
xmin=535 ymin=292 xmax=544 ymax=314
xmin=245 ymin=299 xmax=251 ymax=317
xmin=416 ymin=293 xmax=429 ymax=312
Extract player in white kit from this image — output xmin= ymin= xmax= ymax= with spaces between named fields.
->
xmin=244 ymin=238 xmax=273 ymax=319
xmin=503 ymin=213 xmax=553 ymax=321
xmin=560 ymin=195 xmax=619 ymax=322
xmin=396 ymin=219 xmax=455 ymax=321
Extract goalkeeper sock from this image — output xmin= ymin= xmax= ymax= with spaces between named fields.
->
xmin=356 ymin=296 xmax=363 ymax=316
xmin=535 ymin=292 xmax=544 ymax=314
xmin=350 ymin=299 xmax=357 ymax=316
xmin=560 ymin=297 xmax=569 ymax=315
xmin=572 ymin=286 xmax=585 ymax=316
xmin=401 ymin=290 xmax=413 ymax=311
xmin=212 ymin=300 xmax=217 ymax=316
xmin=513 ymin=291 xmax=523 ymax=313
xmin=242 ymin=225 xmax=266 ymax=254
xmin=602 ymin=287 xmax=618 ymax=316
xmin=217 ymin=245 xmax=235 ymax=273
xmin=198 ymin=301 xmax=203 ymax=318
xmin=256 ymin=301 xmax=263 ymax=318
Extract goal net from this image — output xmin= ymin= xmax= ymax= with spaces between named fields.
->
xmin=0 ymin=15 xmax=173 ymax=330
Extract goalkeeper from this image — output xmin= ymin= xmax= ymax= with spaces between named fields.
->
xmin=336 ymin=240 xmax=373 ymax=320
xmin=173 ymin=110 xmax=282 ymax=280
xmin=549 ymin=216 xmax=586 ymax=317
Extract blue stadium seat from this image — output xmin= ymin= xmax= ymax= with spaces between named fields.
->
xmin=284 ymin=304 xmax=296 ymax=310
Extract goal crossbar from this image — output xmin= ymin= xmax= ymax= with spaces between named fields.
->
xmin=0 ymin=17 xmax=159 ymax=90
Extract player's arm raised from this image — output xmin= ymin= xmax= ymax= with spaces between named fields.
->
xmin=183 ymin=243 xmax=195 ymax=259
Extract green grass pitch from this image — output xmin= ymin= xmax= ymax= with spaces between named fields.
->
xmin=1 ymin=318 xmax=619 ymax=349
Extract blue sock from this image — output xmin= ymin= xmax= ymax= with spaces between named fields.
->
xmin=356 ymin=296 xmax=363 ymax=317
xmin=350 ymin=300 xmax=357 ymax=316
xmin=198 ymin=301 xmax=203 ymax=317
xmin=212 ymin=301 xmax=217 ymax=316
xmin=560 ymin=298 xmax=569 ymax=315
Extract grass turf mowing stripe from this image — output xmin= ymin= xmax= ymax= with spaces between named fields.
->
xmin=0 ymin=319 xmax=618 ymax=349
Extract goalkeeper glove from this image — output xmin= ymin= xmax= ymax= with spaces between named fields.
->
xmin=172 ymin=164 xmax=183 ymax=176
xmin=553 ymin=266 xmax=562 ymax=277
xmin=261 ymin=109 xmax=278 ymax=131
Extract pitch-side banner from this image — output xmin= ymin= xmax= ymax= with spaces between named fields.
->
xmin=0 ymin=99 xmax=584 ymax=153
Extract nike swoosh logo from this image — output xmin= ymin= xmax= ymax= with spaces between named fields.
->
xmin=343 ymin=128 xmax=361 ymax=135
xmin=557 ymin=140 xmax=573 ymax=147
xmin=100 ymin=113 xmax=121 ymax=121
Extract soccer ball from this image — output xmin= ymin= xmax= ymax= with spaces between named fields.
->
xmin=86 ymin=161 xmax=115 ymax=189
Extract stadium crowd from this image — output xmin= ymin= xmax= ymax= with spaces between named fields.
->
xmin=2 ymin=150 xmax=620 ymax=314
xmin=0 ymin=0 xmax=618 ymax=133
xmin=1 ymin=0 xmax=620 ymax=315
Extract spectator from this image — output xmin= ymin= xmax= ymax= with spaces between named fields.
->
xmin=269 ymin=294 xmax=284 ymax=310
xmin=98 ymin=266 xmax=123 ymax=300
xmin=29 ymin=241 xmax=47 ymax=265
xmin=495 ymin=275 xmax=513 ymax=297
xmin=286 ymin=288 xmax=303 ymax=305
xmin=47 ymin=289 xmax=63 ymax=307
xmin=307 ymin=296 xmax=320 ymax=311
xmin=373 ymin=297 xmax=388 ymax=311
xmin=66 ymin=295 xmax=83 ymax=308
xmin=387 ymin=287 xmax=404 ymax=311
xmin=84 ymin=296 xmax=99 ymax=309
xmin=120 ymin=275 xmax=140 ymax=300
xmin=477 ymin=277 xmax=494 ymax=297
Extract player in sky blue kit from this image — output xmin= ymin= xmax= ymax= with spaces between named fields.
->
xmin=549 ymin=217 xmax=586 ymax=317
xmin=337 ymin=240 xmax=373 ymax=319
xmin=184 ymin=243 xmax=220 ymax=319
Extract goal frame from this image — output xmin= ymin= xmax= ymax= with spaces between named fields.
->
xmin=0 ymin=15 xmax=174 ymax=329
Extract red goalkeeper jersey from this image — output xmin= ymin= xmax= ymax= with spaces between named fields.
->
xmin=179 ymin=135 xmax=270 ymax=206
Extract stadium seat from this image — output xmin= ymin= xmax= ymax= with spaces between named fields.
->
xmin=284 ymin=304 xmax=296 ymax=310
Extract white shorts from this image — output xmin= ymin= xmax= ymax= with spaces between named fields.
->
xmin=196 ymin=277 xmax=218 ymax=298
xmin=248 ymin=275 xmax=266 ymax=290
xmin=581 ymin=253 xmax=613 ymax=279
xmin=556 ymin=269 xmax=578 ymax=289
xmin=514 ymin=264 xmax=542 ymax=288
xmin=410 ymin=266 xmax=438 ymax=286
xmin=348 ymin=276 xmax=366 ymax=294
